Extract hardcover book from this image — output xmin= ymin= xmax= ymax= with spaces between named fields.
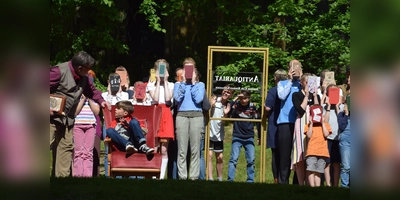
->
xmin=115 ymin=71 xmax=128 ymax=86
xmin=310 ymin=105 xmax=323 ymax=123
xmin=325 ymin=71 xmax=335 ymax=86
xmin=110 ymin=75 xmax=121 ymax=93
xmin=328 ymin=87 xmax=340 ymax=105
xmin=184 ymin=64 xmax=194 ymax=80
xmin=158 ymin=62 xmax=166 ymax=78
xmin=135 ymin=83 xmax=147 ymax=100
xmin=50 ymin=94 xmax=66 ymax=115
xmin=308 ymin=76 xmax=320 ymax=93
xmin=149 ymin=69 xmax=156 ymax=82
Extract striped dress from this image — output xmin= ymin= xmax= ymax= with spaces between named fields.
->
xmin=290 ymin=105 xmax=309 ymax=170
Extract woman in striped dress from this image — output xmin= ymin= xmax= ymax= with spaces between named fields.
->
xmin=291 ymin=74 xmax=320 ymax=185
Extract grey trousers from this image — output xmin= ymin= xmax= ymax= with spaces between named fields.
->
xmin=50 ymin=123 xmax=74 ymax=177
xmin=175 ymin=115 xmax=204 ymax=180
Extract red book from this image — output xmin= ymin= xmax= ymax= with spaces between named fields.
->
xmin=328 ymin=87 xmax=340 ymax=105
xmin=184 ymin=64 xmax=194 ymax=80
xmin=135 ymin=83 xmax=147 ymax=100
xmin=310 ymin=105 xmax=323 ymax=123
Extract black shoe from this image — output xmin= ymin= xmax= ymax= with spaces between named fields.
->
xmin=139 ymin=144 xmax=154 ymax=155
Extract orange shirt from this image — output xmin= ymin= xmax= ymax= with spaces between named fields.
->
xmin=304 ymin=122 xmax=332 ymax=158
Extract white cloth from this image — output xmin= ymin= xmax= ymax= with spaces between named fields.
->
xmin=101 ymin=91 xmax=129 ymax=105
xmin=147 ymin=82 xmax=174 ymax=104
xmin=210 ymin=100 xmax=225 ymax=141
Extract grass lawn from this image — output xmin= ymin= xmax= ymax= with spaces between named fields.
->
xmin=50 ymin=177 xmax=350 ymax=200
xmin=206 ymin=122 xmax=292 ymax=183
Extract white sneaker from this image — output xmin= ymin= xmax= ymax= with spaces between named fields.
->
xmin=126 ymin=144 xmax=137 ymax=154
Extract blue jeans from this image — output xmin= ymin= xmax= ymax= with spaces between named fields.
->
xmin=198 ymin=132 xmax=206 ymax=180
xmin=106 ymin=119 xmax=146 ymax=151
xmin=227 ymin=136 xmax=255 ymax=183
xmin=167 ymin=138 xmax=178 ymax=179
xmin=102 ymin=124 xmax=108 ymax=177
xmin=339 ymin=119 xmax=350 ymax=188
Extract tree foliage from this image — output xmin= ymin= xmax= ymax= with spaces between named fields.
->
xmin=139 ymin=0 xmax=350 ymax=89
xmin=50 ymin=0 xmax=130 ymax=88
xmin=50 ymin=0 xmax=350 ymax=93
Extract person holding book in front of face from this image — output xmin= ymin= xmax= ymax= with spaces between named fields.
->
xmin=276 ymin=59 xmax=302 ymax=184
xmin=147 ymin=59 xmax=175 ymax=180
xmin=320 ymin=83 xmax=344 ymax=187
xmin=337 ymin=73 xmax=350 ymax=188
xmin=101 ymin=72 xmax=129 ymax=177
xmin=304 ymin=100 xmax=332 ymax=187
xmin=173 ymin=57 xmax=205 ymax=180
xmin=318 ymin=69 xmax=344 ymax=187
xmin=115 ymin=66 xmax=134 ymax=99
xmin=291 ymin=73 xmax=321 ymax=185
xmin=50 ymin=51 xmax=110 ymax=177
xmin=264 ymin=69 xmax=287 ymax=184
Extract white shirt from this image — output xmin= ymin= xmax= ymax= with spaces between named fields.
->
xmin=317 ymin=88 xmax=344 ymax=140
xmin=101 ymin=91 xmax=129 ymax=105
xmin=147 ymin=81 xmax=174 ymax=104
xmin=210 ymin=99 xmax=225 ymax=141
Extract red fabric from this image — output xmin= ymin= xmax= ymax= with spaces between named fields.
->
xmin=109 ymin=116 xmax=133 ymax=129
xmin=111 ymin=151 xmax=162 ymax=169
xmin=157 ymin=104 xmax=174 ymax=139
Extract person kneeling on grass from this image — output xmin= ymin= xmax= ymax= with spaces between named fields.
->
xmin=106 ymin=100 xmax=154 ymax=154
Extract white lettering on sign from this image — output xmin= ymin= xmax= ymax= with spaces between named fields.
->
xmin=214 ymin=75 xmax=260 ymax=83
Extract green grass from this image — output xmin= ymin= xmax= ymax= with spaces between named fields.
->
xmin=50 ymin=177 xmax=350 ymax=200
xmin=206 ymin=122 xmax=293 ymax=183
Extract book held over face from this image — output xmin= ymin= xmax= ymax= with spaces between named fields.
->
xmin=325 ymin=71 xmax=335 ymax=86
xmin=150 ymin=69 xmax=156 ymax=82
xmin=310 ymin=105 xmax=323 ymax=123
xmin=184 ymin=64 xmax=194 ymax=80
xmin=110 ymin=75 xmax=121 ymax=93
xmin=328 ymin=87 xmax=340 ymax=105
xmin=308 ymin=76 xmax=320 ymax=93
xmin=115 ymin=71 xmax=128 ymax=87
xmin=158 ymin=62 xmax=166 ymax=78
xmin=135 ymin=83 xmax=147 ymax=100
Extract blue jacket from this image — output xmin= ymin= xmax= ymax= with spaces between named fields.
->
xmin=277 ymin=79 xmax=301 ymax=124
xmin=337 ymin=111 xmax=349 ymax=133
xmin=173 ymin=82 xmax=205 ymax=112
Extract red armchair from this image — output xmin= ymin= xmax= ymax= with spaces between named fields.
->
xmin=103 ymin=104 xmax=163 ymax=179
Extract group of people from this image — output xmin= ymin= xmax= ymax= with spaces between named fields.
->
xmin=265 ymin=60 xmax=350 ymax=187
xmin=50 ymin=51 xmax=350 ymax=187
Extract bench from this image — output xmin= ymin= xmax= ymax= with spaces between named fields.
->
xmin=103 ymin=104 xmax=163 ymax=179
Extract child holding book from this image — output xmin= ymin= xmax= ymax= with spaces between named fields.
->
xmin=106 ymin=100 xmax=154 ymax=154
xmin=304 ymin=103 xmax=332 ymax=187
